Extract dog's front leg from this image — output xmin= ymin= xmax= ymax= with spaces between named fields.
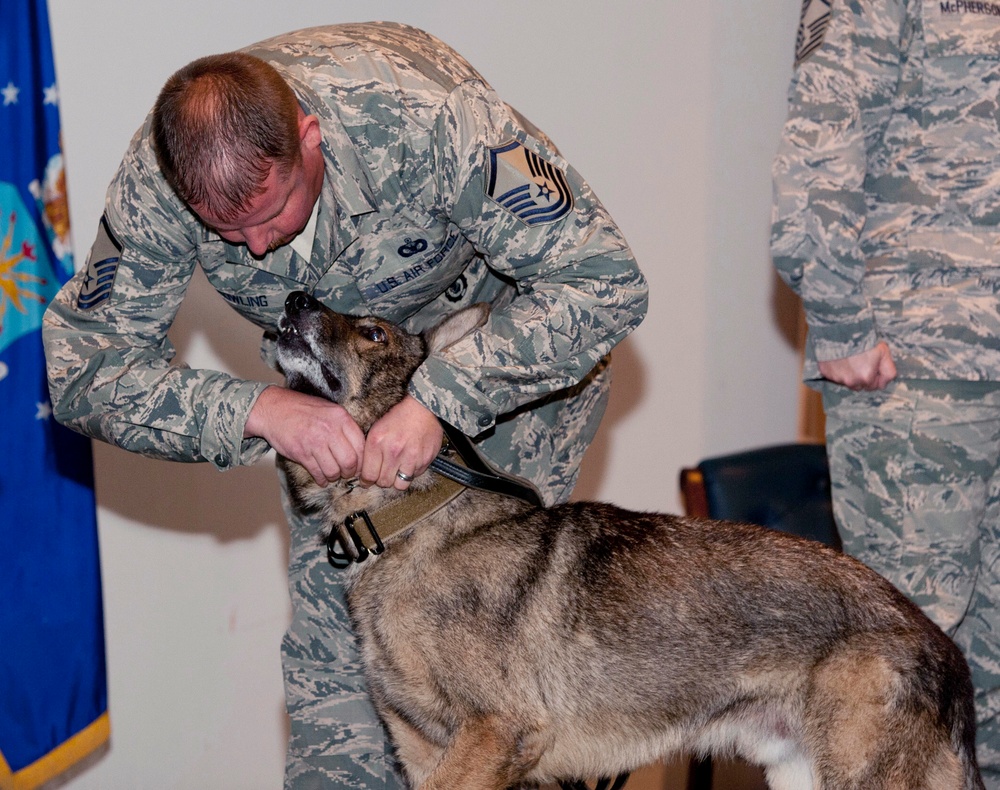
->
xmin=380 ymin=710 xmax=445 ymax=788
xmin=417 ymin=715 xmax=543 ymax=790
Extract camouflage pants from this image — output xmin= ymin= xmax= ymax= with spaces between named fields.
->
xmin=823 ymin=379 xmax=1000 ymax=787
xmin=278 ymin=471 xmax=408 ymax=790
xmin=272 ymin=361 xmax=611 ymax=788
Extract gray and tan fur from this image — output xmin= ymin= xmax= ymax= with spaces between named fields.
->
xmin=274 ymin=291 xmax=984 ymax=790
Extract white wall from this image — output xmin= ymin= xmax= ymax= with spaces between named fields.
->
xmin=47 ymin=1 xmax=803 ymax=787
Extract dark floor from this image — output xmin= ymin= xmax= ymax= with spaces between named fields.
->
xmin=542 ymin=756 xmax=768 ymax=790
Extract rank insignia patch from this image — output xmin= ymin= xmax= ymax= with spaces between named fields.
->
xmin=77 ymin=215 xmax=121 ymax=310
xmin=486 ymin=141 xmax=574 ymax=226
xmin=795 ymin=0 xmax=832 ymax=65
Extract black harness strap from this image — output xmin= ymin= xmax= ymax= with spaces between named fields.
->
xmin=431 ymin=419 xmax=543 ymax=506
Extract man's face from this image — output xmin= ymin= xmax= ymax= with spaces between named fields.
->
xmin=194 ymin=157 xmax=319 ymax=258
xmin=192 ymin=111 xmax=325 ymax=258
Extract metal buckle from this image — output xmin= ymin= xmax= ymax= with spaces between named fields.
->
xmin=326 ymin=511 xmax=385 ymax=568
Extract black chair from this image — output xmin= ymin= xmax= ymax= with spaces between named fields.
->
xmin=678 ymin=442 xmax=839 ymax=790
xmin=680 ymin=443 xmax=839 ymax=548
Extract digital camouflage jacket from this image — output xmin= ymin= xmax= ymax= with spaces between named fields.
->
xmin=44 ymin=23 xmax=648 ymax=505
xmin=772 ymin=0 xmax=1000 ymax=381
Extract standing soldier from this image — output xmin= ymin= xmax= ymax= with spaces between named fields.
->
xmin=44 ymin=22 xmax=647 ymax=789
xmin=772 ymin=1 xmax=1000 ymax=785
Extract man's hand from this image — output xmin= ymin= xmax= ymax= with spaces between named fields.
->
xmin=359 ymin=395 xmax=444 ymax=490
xmin=244 ymin=385 xmax=366 ymax=486
xmin=818 ymin=341 xmax=897 ymax=391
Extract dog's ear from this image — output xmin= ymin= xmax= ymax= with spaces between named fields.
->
xmin=426 ymin=303 xmax=490 ymax=353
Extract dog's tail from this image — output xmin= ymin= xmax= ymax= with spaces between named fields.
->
xmin=945 ymin=661 xmax=985 ymax=790
xmin=925 ymin=632 xmax=985 ymax=790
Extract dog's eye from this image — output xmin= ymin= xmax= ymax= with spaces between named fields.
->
xmin=363 ymin=326 xmax=387 ymax=344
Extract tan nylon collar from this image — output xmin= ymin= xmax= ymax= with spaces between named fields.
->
xmin=341 ymin=473 xmax=465 ymax=557
xmin=329 ymin=431 xmax=538 ymax=567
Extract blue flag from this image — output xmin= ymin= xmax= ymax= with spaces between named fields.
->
xmin=0 ymin=2 xmax=110 ymax=788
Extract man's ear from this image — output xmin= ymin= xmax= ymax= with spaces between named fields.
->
xmin=298 ymin=111 xmax=321 ymax=152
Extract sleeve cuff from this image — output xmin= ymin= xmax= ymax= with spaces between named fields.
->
xmin=200 ymin=379 xmax=274 ymax=470
xmin=808 ymin=314 xmax=878 ymax=364
xmin=407 ymin=356 xmax=498 ymax=437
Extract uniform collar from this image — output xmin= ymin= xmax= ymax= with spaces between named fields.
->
xmin=289 ymin=196 xmax=319 ymax=261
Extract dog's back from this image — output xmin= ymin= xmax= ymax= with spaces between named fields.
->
xmin=349 ymin=497 xmax=981 ymax=788
xmin=274 ymin=293 xmax=984 ymax=790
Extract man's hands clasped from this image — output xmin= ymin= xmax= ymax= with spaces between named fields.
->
xmin=245 ymin=386 xmax=443 ymax=490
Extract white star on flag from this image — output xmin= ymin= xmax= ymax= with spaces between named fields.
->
xmin=43 ymin=83 xmax=58 ymax=105
xmin=2 ymin=81 xmax=19 ymax=105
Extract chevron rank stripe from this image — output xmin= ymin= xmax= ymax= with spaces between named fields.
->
xmin=486 ymin=141 xmax=574 ymax=226
xmin=76 ymin=214 xmax=120 ymax=310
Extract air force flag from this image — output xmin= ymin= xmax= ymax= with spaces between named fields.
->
xmin=0 ymin=2 xmax=110 ymax=788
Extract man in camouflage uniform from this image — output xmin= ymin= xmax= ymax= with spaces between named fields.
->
xmin=772 ymin=0 xmax=1000 ymax=783
xmin=43 ymin=23 xmax=647 ymax=789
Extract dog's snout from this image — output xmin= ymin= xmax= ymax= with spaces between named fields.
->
xmin=285 ymin=291 xmax=319 ymax=315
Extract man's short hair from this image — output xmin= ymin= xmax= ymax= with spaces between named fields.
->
xmin=151 ymin=52 xmax=302 ymax=222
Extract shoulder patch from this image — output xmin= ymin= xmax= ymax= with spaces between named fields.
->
xmin=77 ymin=215 xmax=121 ymax=310
xmin=486 ymin=141 xmax=574 ymax=226
xmin=795 ymin=0 xmax=832 ymax=65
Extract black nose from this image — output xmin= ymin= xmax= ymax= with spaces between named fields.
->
xmin=285 ymin=291 xmax=318 ymax=314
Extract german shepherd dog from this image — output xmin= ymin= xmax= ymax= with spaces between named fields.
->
xmin=274 ymin=291 xmax=984 ymax=790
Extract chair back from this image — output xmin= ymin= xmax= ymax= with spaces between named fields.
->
xmin=680 ymin=443 xmax=840 ymax=550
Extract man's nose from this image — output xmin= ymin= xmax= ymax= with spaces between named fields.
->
xmin=244 ymin=227 xmax=270 ymax=257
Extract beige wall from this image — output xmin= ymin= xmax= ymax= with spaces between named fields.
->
xmin=48 ymin=1 xmax=801 ymax=787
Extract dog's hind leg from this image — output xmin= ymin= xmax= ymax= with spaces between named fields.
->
xmin=805 ymin=644 xmax=970 ymax=790
xmin=416 ymin=716 xmax=546 ymax=790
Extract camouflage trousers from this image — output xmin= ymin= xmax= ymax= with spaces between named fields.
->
xmin=823 ymin=379 xmax=1000 ymax=787
xmin=272 ymin=360 xmax=611 ymax=788
xmin=278 ymin=474 xmax=407 ymax=790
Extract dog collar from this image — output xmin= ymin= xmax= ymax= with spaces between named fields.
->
xmin=327 ymin=472 xmax=464 ymax=568
xmin=326 ymin=422 xmax=541 ymax=568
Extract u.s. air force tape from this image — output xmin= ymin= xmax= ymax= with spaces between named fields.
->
xmin=486 ymin=141 xmax=574 ymax=226
xmin=77 ymin=214 xmax=121 ymax=310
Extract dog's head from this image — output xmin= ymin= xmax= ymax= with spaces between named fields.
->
xmin=275 ymin=291 xmax=489 ymax=430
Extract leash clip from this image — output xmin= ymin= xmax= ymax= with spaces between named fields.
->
xmin=326 ymin=510 xmax=385 ymax=568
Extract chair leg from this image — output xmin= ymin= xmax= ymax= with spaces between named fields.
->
xmin=687 ymin=757 xmax=713 ymax=790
